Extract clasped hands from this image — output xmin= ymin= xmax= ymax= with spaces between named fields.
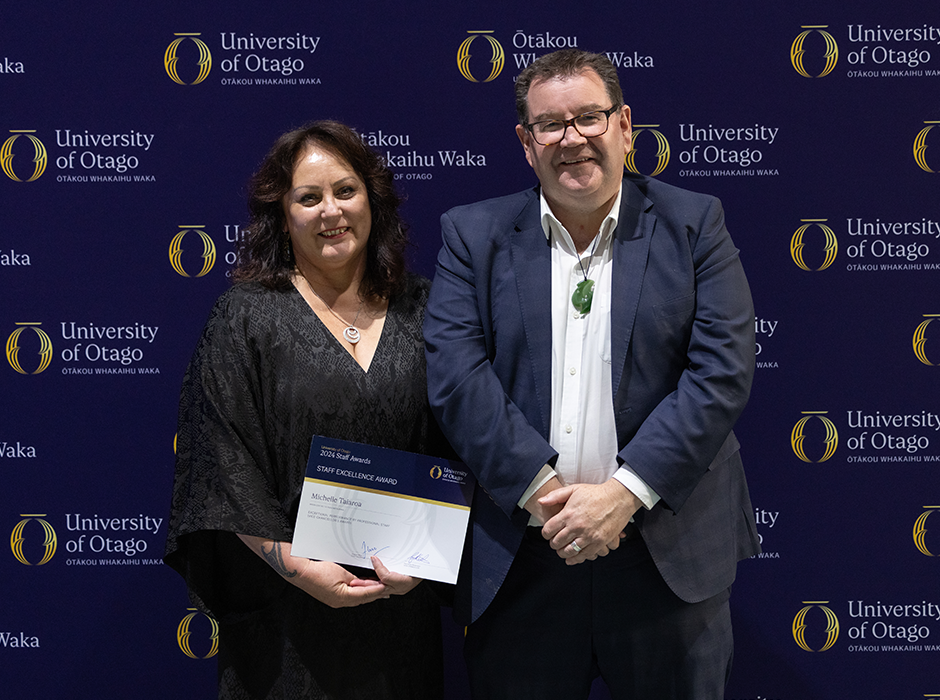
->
xmin=525 ymin=476 xmax=641 ymax=565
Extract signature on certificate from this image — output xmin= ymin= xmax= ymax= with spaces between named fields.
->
xmin=361 ymin=541 xmax=390 ymax=557
xmin=406 ymin=552 xmax=430 ymax=564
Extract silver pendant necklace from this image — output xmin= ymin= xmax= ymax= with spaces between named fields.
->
xmin=301 ymin=274 xmax=364 ymax=344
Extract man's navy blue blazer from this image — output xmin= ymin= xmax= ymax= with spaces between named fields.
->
xmin=424 ymin=173 xmax=760 ymax=625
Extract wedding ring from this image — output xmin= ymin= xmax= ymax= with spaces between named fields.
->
xmin=570 ymin=540 xmax=582 ymax=553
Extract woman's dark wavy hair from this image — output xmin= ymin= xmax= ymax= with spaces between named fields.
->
xmin=232 ymin=120 xmax=408 ymax=299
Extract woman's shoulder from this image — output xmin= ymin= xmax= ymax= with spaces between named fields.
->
xmin=195 ymin=283 xmax=298 ymax=344
xmin=190 ymin=283 xmax=302 ymax=364
xmin=210 ymin=281 xmax=291 ymax=316
xmin=392 ymin=272 xmax=430 ymax=311
xmin=380 ymin=273 xmax=428 ymax=331
xmin=403 ymin=271 xmax=430 ymax=296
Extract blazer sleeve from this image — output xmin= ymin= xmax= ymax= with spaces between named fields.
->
xmin=424 ymin=208 xmax=558 ymax=519
xmin=617 ymin=194 xmax=755 ymax=513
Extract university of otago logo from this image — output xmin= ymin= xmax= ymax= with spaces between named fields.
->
xmin=1 ymin=130 xmax=47 ymax=182
xmin=457 ymin=31 xmax=505 ymax=83
xmin=913 ymin=506 xmax=939 ymax=556
xmin=625 ymin=125 xmax=670 ymax=177
xmin=791 ymin=411 xmax=839 ymax=463
xmin=793 ymin=601 xmax=840 ymax=651
xmin=429 ymin=465 xmax=443 ymax=480
xmin=169 ymin=225 xmax=216 ymax=277
xmin=791 ymin=26 xmax=839 ymax=78
xmin=913 ymin=315 xmax=940 ymax=366
xmin=10 ymin=514 xmax=57 ymax=566
xmin=177 ymin=608 xmax=219 ymax=658
xmin=914 ymin=121 xmax=939 ymax=173
xmin=791 ymin=219 xmax=838 ymax=271
xmin=6 ymin=322 xmax=53 ymax=375
xmin=164 ymin=33 xmax=212 ymax=85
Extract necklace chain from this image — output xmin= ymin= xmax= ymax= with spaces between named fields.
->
xmin=300 ymin=272 xmax=364 ymax=344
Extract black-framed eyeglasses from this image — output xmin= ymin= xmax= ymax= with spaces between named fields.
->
xmin=524 ymin=105 xmax=621 ymax=146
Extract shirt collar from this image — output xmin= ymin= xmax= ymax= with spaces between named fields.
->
xmin=539 ymin=183 xmax=623 ymax=246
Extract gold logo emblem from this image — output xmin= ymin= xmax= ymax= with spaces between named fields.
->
xmin=791 ymin=26 xmax=839 ymax=78
xmin=456 ymin=31 xmax=504 ymax=83
xmin=914 ymin=122 xmax=939 ymax=173
xmin=791 ymin=219 xmax=838 ymax=271
xmin=10 ymin=514 xmax=57 ymax=566
xmin=913 ymin=315 xmax=939 ymax=366
xmin=1 ymin=130 xmax=47 ymax=182
xmin=165 ymin=33 xmax=212 ymax=85
xmin=793 ymin=601 xmax=840 ymax=651
xmin=6 ymin=322 xmax=53 ymax=374
xmin=625 ymin=125 xmax=670 ymax=177
xmin=169 ymin=226 xmax=216 ymax=277
xmin=177 ymin=608 xmax=220 ymax=658
xmin=913 ymin=507 xmax=938 ymax=556
xmin=791 ymin=411 xmax=839 ymax=463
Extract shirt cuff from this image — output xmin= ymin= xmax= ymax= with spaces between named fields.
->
xmin=612 ymin=466 xmax=661 ymax=510
xmin=517 ymin=464 xmax=557 ymax=509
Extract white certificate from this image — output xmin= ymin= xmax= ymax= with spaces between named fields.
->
xmin=291 ymin=436 xmax=475 ymax=584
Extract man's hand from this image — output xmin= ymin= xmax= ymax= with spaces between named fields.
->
xmin=539 ymin=479 xmax=642 ymax=565
xmin=522 ymin=475 xmax=565 ymax=525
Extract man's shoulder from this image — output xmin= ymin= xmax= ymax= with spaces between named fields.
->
xmin=443 ymin=186 xmax=538 ymax=224
xmin=623 ymin=172 xmax=719 ymax=213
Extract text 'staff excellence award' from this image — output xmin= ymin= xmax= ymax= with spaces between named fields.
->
xmin=292 ymin=437 xmax=475 ymax=584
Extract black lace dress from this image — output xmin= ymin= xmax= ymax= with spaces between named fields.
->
xmin=164 ymin=275 xmax=444 ymax=700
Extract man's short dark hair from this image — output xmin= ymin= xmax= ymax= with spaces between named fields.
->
xmin=515 ymin=49 xmax=624 ymax=125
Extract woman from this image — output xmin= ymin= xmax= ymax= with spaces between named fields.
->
xmin=164 ymin=121 xmax=444 ymax=699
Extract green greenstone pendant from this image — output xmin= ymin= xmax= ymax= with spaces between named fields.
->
xmin=571 ymin=279 xmax=595 ymax=315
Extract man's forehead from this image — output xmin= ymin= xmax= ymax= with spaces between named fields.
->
xmin=526 ymin=70 xmax=609 ymax=119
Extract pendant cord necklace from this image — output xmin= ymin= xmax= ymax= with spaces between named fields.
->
xmin=300 ymin=272 xmax=364 ymax=344
xmin=571 ymin=232 xmax=601 ymax=315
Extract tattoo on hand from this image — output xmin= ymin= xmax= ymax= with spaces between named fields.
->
xmin=261 ymin=542 xmax=298 ymax=578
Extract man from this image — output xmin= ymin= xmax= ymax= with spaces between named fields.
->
xmin=424 ymin=49 xmax=758 ymax=699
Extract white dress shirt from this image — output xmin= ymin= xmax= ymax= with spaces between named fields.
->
xmin=519 ymin=186 xmax=660 ymax=521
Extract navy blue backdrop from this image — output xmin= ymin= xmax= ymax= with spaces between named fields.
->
xmin=3 ymin=2 xmax=938 ymax=698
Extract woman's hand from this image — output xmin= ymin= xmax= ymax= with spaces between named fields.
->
xmin=370 ymin=556 xmax=422 ymax=596
xmin=236 ymin=534 xmax=421 ymax=608
xmin=298 ymin=558 xmax=389 ymax=608
xmin=236 ymin=534 xmax=385 ymax=608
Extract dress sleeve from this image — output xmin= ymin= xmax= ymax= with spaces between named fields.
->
xmin=164 ymin=289 xmax=292 ymax=619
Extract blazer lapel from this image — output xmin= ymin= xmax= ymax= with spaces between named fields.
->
xmin=611 ymin=179 xmax=655 ymax=400
xmin=510 ymin=191 xmax=553 ymax=439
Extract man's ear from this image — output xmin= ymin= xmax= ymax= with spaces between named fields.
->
xmin=619 ymin=104 xmax=633 ymax=155
xmin=516 ymin=124 xmax=536 ymax=169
